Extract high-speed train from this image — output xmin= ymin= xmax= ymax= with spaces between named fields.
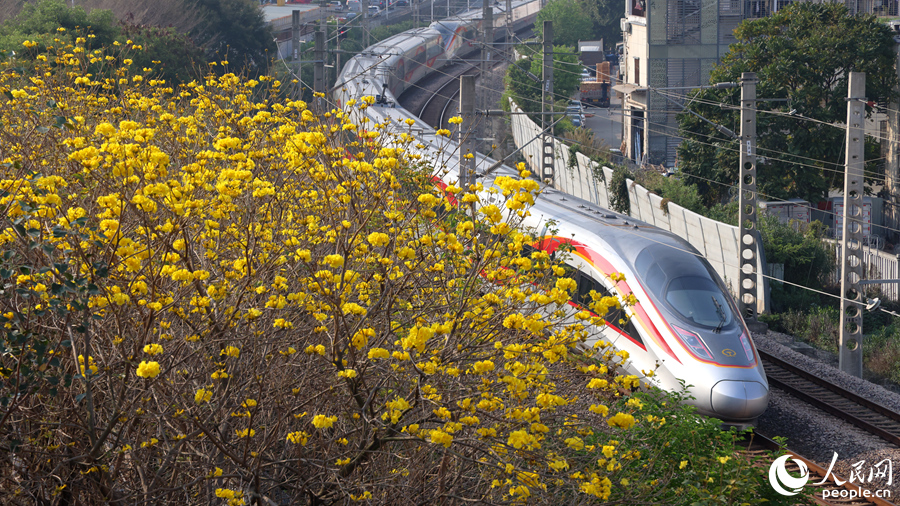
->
xmin=333 ymin=1 xmax=768 ymax=426
xmin=335 ymin=0 xmax=540 ymax=103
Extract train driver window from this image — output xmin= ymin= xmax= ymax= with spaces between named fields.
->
xmin=665 ymin=276 xmax=736 ymax=330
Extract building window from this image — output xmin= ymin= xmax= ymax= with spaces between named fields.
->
xmin=634 ymin=58 xmax=640 ymax=86
xmin=631 ymin=0 xmax=646 ymax=17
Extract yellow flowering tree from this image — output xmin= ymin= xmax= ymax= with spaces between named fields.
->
xmin=0 ymin=41 xmax=792 ymax=505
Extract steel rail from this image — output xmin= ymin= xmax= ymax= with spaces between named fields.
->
xmin=759 ymin=349 xmax=900 ymax=447
xmin=744 ymin=431 xmax=896 ymax=506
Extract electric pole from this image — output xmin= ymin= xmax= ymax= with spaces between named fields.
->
xmin=839 ymin=71 xmax=866 ymax=378
xmin=737 ymin=72 xmax=764 ymax=332
xmin=460 ymin=75 xmax=476 ymax=188
xmin=314 ymin=30 xmax=325 ymax=112
xmin=887 ymin=39 xmax=900 ymax=241
xmin=292 ymin=11 xmax=301 ymax=98
xmin=481 ymin=0 xmax=493 ymax=130
xmin=505 ymin=0 xmax=512 ymax=56
xmin=362 ymin=0 xmax=369 ymax=47
xmin=541 ymin=20 xmax=554 ymax=185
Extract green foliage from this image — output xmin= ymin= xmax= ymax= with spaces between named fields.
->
xmin=503 ymin=45 xmax=580 ymax=121
xmin=565 ymin=127 xmax=611 ymax=171
xmin=759 ymin=217 xmax=835 ymax=312
xmin=190 ymin=0 xmax=275 ymax=77
xmin=0 ymin=0 xmax=119 ymax=47
xmin=563 ymin=387 xmax=806 ymax=505
xmin=704 ymin=201 xmax=738 ymax=225
xmin=641 ymin=172 xmax=706 ymax=215
xmin=773 ymin=305 xmax=840 ymax=353
xmin=119 ymin=24 xmax=207 ymax=85
xmin=535 ymin=0 xmax=594 ymax=46
xmin=584 ymin=0 xmax=623 ymax=47
xmin=609 ymin=165 xmax=633 ymax=214
xmin=676 ymin=2 xmax=898 ymax=207
xmin=0 ymin=0 xmax=207 ymax=84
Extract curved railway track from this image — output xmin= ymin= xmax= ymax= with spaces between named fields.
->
xmin=399 ymin=27 xmax=534 ymax=128
xmin=759 ymin=349 xmax=900 ymax=447
xmin=416 ymin=64 xmax=476 ymax=128
xmin=742 ymin=432 xmax=896 ymax=506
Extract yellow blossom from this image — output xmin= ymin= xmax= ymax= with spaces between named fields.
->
xmin=135 ymin=361 xmax=160 ymax=378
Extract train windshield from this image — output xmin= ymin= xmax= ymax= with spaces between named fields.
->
xmin=635 ymin=244 xmax=739 ymax=331
xmin=432 ymin=22 xmax=456 ymax=43
xmin=664 ymin=276 xmax=734 ymax=328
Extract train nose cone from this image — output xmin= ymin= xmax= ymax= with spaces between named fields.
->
xmin=710 ymin=381 xmax=768 ymax=420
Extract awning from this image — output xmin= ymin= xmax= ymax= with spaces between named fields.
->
xmin=612 ymin=84 xmax=646 ymax=94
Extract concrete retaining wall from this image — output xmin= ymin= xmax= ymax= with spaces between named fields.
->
xmin=509 ymin=99 xmax=770 ymax=313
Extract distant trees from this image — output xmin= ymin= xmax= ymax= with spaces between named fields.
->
xmin=191 ymin=0 xmax=275 ymax=75
xmin=535 ymin=0 xmax=593 ymax=46
xmin=0 ymin=0 xmax=275 ymax=82
xmin=676 ymin=2 xmax=898 ymax=206
xmin=536 ymin=0 xmax=622 ymax=48
xmin=503 ymin=44 xmax=580 ymax=115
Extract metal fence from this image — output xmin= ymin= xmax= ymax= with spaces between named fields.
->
xmin=828 ymin=239 xmax=900 ymax=300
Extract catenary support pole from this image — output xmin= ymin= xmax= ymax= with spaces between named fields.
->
xmin=362 ymin=0 xmax=369 ymax=47
xmin=737 ymin=72 xmax=764 ymax=332
xmin=887 ymin=40 xmax=900 ymax=241
xmin=460 ymin=75 xmax=476 ymax=188
xmin=482 ymin=0 xmax=493 ymax=133
xmin=505 ymin=0 xmax=512 ymax=53
xmin=314 ymin=30 xmax=325 ymax=112
xmin=840 ymin=71 xmax=866 ymax=378
xmin=541 ymin=21 xmax=554 ymax=185
xmin=292 ymin=11 xmax=301 ymax=98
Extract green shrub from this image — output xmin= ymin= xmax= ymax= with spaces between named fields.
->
xmin=759 ymin=217 xmax=835 ymax=313
xmin=609 ymin=165 xmax=633 ymax=214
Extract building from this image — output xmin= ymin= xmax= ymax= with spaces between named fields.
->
xmin=616 ymin=0 xmax=898 ymax=168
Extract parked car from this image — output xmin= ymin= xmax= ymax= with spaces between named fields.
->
xmin=568 ymin=113 xmax=584 ymax=128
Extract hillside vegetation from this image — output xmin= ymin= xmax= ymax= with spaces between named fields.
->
xmin=0 ymin=31 xmax=800 ymax=505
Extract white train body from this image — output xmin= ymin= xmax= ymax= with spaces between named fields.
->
xmin=332 ymin=1 xmax=768 ymax=425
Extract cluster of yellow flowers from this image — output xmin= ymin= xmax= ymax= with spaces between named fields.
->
xmin=0 ymin=37 xmax=664 ymax=503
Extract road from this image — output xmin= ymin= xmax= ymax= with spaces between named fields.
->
xmin=581 ymin=93 xmax=622 ymax=151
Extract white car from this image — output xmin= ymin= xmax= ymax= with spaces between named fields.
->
xmin=329 ymin=1 xmax=343 ymax=10
xmin=368 ymin=5 xmax=382 ymax=16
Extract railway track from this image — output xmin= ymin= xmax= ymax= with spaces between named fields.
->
xmin=743 ymin=432 xmax=896 ymax=505
xmin=399 ymin=27 xmax=534 ymax=128
xmin=416 ymin=64 xmax=475 ymax=128
xmin=759 ymin=349 xmax=900 ymax=447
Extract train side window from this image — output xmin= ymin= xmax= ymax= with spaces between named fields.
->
xmin=576 ymin=272 xmax=600 ymax=308
xmin=621 ymin=319 xmax=643 ymax=345
xmin=589 ymin=280 xmax=637 ymax=342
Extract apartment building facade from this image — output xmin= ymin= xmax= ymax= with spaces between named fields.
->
xmin=617 ymin=0 xmax=897 ymax=168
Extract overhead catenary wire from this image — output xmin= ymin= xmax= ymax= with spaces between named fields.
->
xmin=535 ymin=107 xmax=900 ymax=239
xmin=299 ymin=7 xmax=899 ymax=232
xmin=284 ymin=10 xmax=900 ymax=319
